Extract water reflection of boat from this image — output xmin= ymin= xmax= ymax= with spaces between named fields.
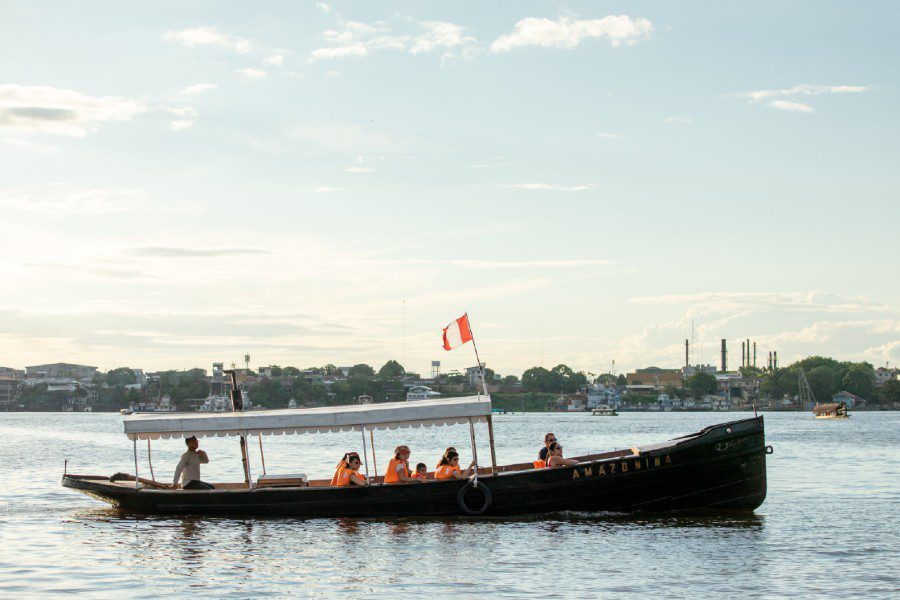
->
xmin=62 ymin=393 xmax=770 ymax=517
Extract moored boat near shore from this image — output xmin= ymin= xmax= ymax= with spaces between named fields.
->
xmin=61 ymin=394 xmax=770 ymax=517
xmin=813 ymin=402 xmax=850 ymax=419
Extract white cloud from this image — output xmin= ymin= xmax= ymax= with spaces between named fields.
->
xmin=166 ymin=106 xmax=198 ymax=118
xmin=736 ymin=84 xmax=871 ymax=103
xmin=504 ymin=183 xmax=599 ymax=192
xmin=410 ymin=21 xmax=477 ymax=56
xmin=0 ymin=186 xmax=147 ymax=214
xmin=238 ymin=68 xmax=267 ymax=80
xmin=164 ymin=26 xmax=251 ymax=53
xmin=169 ymin=119 xmax=193 ymax=130
xmin=263 ymin=54 xmax=285 ymax=66
xmin=596 ymin=132 xmax=621 ymax=139
xmin=731 ymin=84 xmax=870 ymax=113
xmin=0 ymin=84 xmax=145 ymax=137
xmin=665 ymin=116 xmax=693 ymax=124
xmin=381 ymin=258 xmax=612 ymax=269
xmin=300 ymin=186 xmax=346 ymax=194
xmin=316 ymin=2 xmax=331 ymax=13
xmin=769 ymin=99 xmax=815 ymax=113
xmin=629 ymin=290 xmax=894 ymax=315
xmin=309 ymin=20 xmax=476 ymax=62
xmin=344 ymin=166 xmax=376 ymax=173
xmin=309 ymin=43 xmax=369 ymax=62
xmin=325 ymin=70 xmax=341 ymax=78
xmin=180 ymin=83 xmax=217 ymax=95
xmin=1 ymin=137 xmax=61 ymax=153
xmin=490 ymin=15 xmax=653 ymax=53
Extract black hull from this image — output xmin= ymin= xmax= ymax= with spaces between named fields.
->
xmin=62 ymin=416 xmax=768 ymax=517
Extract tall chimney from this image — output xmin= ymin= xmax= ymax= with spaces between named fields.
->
xmin=741 ymin=342 xmax=746 ymax=368
xmin=768 ymin=351 xmax=772 ymax=371
xmin=753 ymin=342 xmax=757 ymax=368
xmin=746 ymin=339 xmax=750 ymax=367
xmin=685 ymin=339 xmax=689 ymax=368
xmin=721 ymin=339 xmax=727 ymax=372
xmin=773 ymin=351 xmax=778 ymax=370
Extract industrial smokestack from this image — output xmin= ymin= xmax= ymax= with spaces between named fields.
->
xmin=685 ymin=339 xmax=689 ymax=368
xmin=746 ymin=339 xmax=750 ymax=367
xmin=753 ymin=342 xmax=757 ymax=368
xmin=773 ymin=351 xmax=778 ymax=370
xmin=721 ymin=339 xmax=727 ymax=372
xmin=768 ymin=351 xmax=772 ymax=371
xmin=741 ymin=342 xmax=746 ymax=368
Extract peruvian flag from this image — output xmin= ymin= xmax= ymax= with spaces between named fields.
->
xmin=442 ymin=313 xmax=474 ymax=351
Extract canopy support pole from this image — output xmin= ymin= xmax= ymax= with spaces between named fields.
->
xmin=360 ymin=428 xmax=370 ymax=479
xmin=132 ymin=439 xmax=139 ymax=490
xmin=468 ymin=417 xmax=479 ymax=473
xmin=241 ymin=435 xmax=252 ymax=488
xmin=258 ymin=435 xmax=267 ymax=476
xmin=147 ymin=439 xmax=155 ymax=481
xmin=486 ymin=415 xmax=497 ymax=475
xmin=369 ymin=429 xmax=378 ymax=479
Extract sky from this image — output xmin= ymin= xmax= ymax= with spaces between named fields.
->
xmin=1 ymin=1 xmax=898 ymax=377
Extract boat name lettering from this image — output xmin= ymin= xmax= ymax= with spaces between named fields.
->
xmin=715 ymin=438 xmax=747 ymax=453
xmin=572 ymin=454 xmax=672 ymax=480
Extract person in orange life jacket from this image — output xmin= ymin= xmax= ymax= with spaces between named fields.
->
xmin=384 ymin=445 xmax=423 ymax=484
xmin=545 ymin=441 xmax=579 ymax=468
xmin=436 ymin=446 xmax=457 ymax=470
xmin=533 ymin=433 xmax=557 ymax=468
xmin=411 ymin=462 xmax=428 ymax=481
xmin=334 ymin=452 xmax=368 ymax=486
xmin=434 ymin=450 xmax=475 ymax=480
xmin=330 ymin=452 xmax=351 ymax=486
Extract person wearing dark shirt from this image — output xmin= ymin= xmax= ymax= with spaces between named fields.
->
xmin=538 ymin=432 xmax=557 ymax=461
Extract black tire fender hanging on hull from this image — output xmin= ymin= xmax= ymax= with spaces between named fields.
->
xmin=457 ymin=480 xmax=492 ymax=515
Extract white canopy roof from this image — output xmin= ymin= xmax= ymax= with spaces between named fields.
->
xmin=123 ymin=395 xmax=493 ymax=440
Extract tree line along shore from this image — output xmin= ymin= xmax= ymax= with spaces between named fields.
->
xmin=2 ymin=356 xmax=898 ymax=412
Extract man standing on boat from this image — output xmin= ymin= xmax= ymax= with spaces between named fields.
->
xmin=170 ymin=436 xmax=213 ymax=490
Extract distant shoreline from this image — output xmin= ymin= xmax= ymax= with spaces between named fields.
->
xmin=1 ymin=408 xmax=896 ymax=414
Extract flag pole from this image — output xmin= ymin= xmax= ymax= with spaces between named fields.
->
xmin=466 ymin=312 xmax=489 ymax=397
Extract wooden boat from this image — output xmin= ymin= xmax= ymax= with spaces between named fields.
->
xmin=813 ymin=402 xmax=849 ymax=419
xmin=591 ymin=405 xmax=618 ymax=416
xmin=62 ymin=395 xmax=771 ymax=517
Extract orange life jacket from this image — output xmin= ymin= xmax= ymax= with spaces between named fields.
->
xmin=435 ymin=464 xmax=460 ymax=480
xmin=330 ymin=464 xmax=348 ymax=486
xmin=335 ymin=468 xmax=354 ymax=486
xmin=384 ymin=458 xmax=409 ymax=484
xmin=533 ymin=459 xmax=547 ymax=469
xmin=412 ymin=471 xmax=427 ymax=481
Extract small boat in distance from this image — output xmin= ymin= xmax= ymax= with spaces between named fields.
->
xmin=591 ymin=405 xmax=618 ymax=416
xmin=813 ymin=402 xmax=850 ymax=419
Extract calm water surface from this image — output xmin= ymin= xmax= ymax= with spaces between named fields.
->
xmin=0 ymin=411 xmax=897 ymax=598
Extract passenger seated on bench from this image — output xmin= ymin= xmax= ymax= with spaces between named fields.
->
xmin=384 ymin=445 xmax=423 ymax=484
xmin=411 ymin=462 xmax=428 ymax=481
xmin=171 ymin=436 xmax=214 ymax=490
xmin=330 ymin=453 xmax=351 ymax=486
xmin=534 ymin=433 xmax=556 ymax=468
xmin=435 ymin=450 xmax=475 ymax=480
xmin=545 ymin=442 xmax=579 ymax=468
xmin=538 ymin=433 xmax=556 ymax=462
xmin=334 ymin=452 xmax=368 ymax=487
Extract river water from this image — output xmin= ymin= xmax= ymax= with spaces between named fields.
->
xmin=0 ymin=411 xmax=897 ymax=598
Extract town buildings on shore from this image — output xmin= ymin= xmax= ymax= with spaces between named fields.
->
xmin=1 ymin=354 xmax=896 ymax=412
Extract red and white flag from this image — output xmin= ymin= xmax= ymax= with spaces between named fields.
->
xmin=442 ymin=313 xmax=473 ymax=351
